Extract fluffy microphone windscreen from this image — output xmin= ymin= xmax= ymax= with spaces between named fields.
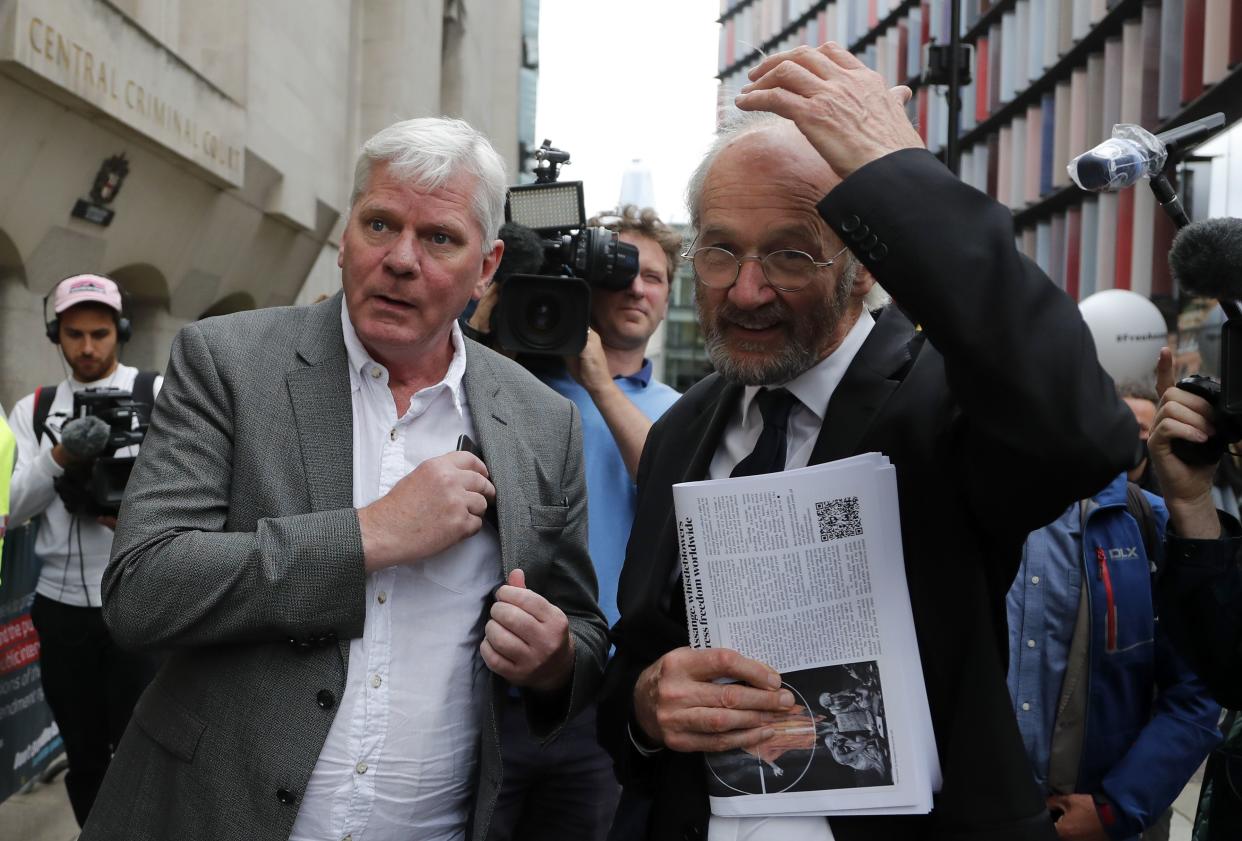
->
xmin=60 ymin=415 xmax=110 ymax=459
xmin=497 ymin=222 xmax=547 ymax=282
xmin=1170 ymin=217 xmax=1242 ymax=300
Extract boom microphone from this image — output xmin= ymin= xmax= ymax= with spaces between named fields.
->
xmin=60 ymin=415 xmax=111 ymax=460
xmin=1067 ymin=113 xmax=1226 ymax=193
xmin=1169 ymin=217 xmax=1242 ymax=302
xmin=496 ymin=222 xmax=547 ymax=282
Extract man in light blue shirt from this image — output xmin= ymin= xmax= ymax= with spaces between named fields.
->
xmin=488 ymin=205 xmax=682 ymax=841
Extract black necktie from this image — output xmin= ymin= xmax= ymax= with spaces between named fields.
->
xmin=730 ymin=388 xmax=799 ymax=478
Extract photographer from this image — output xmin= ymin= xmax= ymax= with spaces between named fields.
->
xmin=1148 ymin=347 xmax=1242 ymax=706
xmin=6 ymin=274 xmax=161 ymax=827
xmin=1147 ymin=347 xmax=1242 ymax=839
xmin=467 ymin=205 xmax=682 ymax=840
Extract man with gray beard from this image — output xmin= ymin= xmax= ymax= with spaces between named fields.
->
xmin=598 ymin=43 xmax=1138 ymax=841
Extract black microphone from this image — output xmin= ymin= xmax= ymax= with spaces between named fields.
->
xmin=1168 ymin=216 xmax=1242 ymax=465
xmin=1169 ymin=217 xmax=1242 ymax=303
xmin=496 ymin=222 xmax=547 ymax=282
xmin=1068 ymin=113 xmax=1226 ymax=192
xmin=61 ymin=416 xmax=111 ymax=460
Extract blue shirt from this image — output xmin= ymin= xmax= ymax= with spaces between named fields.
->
xmin=1005 ymin=501 xmax=1082 ymax=792
xmin=540 ymin=360 xmax=680 ymax=628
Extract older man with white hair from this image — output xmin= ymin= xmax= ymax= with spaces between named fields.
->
xmin=82 ymin=117 xmax=608 ymax=841
xmin=599 ymin=43 xmax=1138 ymax=841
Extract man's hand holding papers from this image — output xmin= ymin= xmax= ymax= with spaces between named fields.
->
xmin=633 ymin=647 xmax=797 ymax=753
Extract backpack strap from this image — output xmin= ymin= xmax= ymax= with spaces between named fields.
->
xmin=32 ymin=385 xmax=58 ymax=445
xmin=131 ymin=370 xmax=158 ymax=408
xmin=1125 ymin=481 xmax=1162 ymax=580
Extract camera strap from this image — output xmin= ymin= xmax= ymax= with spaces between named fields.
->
xmin=32 ymin=384 xmax=58 ymax=446
xmin=1124 ymin=481 xmax=1163 ymax=584
xmin=132 ymin=369 xmax=157 ymax=414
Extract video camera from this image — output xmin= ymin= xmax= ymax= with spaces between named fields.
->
xmin=52 ymin=387 xmax=152 ymax=517
xmin=492 ymin=140 xmax=640 ymax=356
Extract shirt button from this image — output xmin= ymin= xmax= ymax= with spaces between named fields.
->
xmin=1021 ymin=702 xmax=1031 ymax=711
xmin=355 ymin=761 xmax=368 ymax=775
xmin=377 ymin=591 xmax=387 ymax=604
xmin=389 ymin=428 xmax=397 ymax=441
xmin=1031 ymin=576 xmax=1040 ymax=585
xmin=370 ymin=368 xmax=382 ymax=379
xmin=343 ymin=836 xmax=353 ymax=841
xmin=1027 ymin=639 xmax=1036 ymax=648
xmin=371 ymin=674 xmax=382 ymax=689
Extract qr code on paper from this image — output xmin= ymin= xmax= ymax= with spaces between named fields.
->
xmin=816 ymin=496 xmax=862 ymax=542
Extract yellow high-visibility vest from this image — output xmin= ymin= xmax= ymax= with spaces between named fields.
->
xmin=0 ymin=414 xmax=14 ymax=578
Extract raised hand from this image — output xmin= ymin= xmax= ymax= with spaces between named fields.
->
xmin=734 ymin=42 xmax=922 ymax=179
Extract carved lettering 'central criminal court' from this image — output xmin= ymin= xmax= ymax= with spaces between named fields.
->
xmin=26 ymin=15 xmax=242 ymax=178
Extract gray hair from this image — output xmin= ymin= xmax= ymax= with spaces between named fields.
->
xmin=351 ymin=117 xmax=508 ymax=248
xmin=685 ymin=110 xmax=890 ymax=310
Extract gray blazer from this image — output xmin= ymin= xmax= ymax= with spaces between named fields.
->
xmin=82 ymin=293 xmax=608 ymax=841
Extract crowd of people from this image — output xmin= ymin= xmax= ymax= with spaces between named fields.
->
xmin=2 ymin=39 xmax=1241 ymax=841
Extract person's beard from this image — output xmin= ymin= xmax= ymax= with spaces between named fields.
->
xmin=698 ymin=258 xmax=857 ymax=386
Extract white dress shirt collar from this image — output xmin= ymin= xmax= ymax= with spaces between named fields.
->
xmin=738 ymin=309 xmax=875 ymax=427
xmin=340 ymin=298 xmax=468 ymax=418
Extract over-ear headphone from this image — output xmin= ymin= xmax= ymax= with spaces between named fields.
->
xmin=44 ymin=275 xmax=133 ymax=344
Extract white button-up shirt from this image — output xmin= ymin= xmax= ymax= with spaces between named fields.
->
xmin=290 ymin=303 xmax=502 ymax=841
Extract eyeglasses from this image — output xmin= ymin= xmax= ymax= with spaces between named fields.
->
xmin=681 ymin=243 xmax=850 ymax=292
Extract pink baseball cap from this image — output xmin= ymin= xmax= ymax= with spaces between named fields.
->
xmin=53 ymin=274 xmax=123 ymax=314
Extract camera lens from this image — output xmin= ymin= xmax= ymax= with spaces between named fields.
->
xmin=527 ymin=296 xmax=561 ymax=335
xmin=575 ymin=228 xmax=639 ymax=291
xmin=495 ymin=275 xmax=591 ymax=356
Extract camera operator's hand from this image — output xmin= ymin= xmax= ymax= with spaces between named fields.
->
xmin=734 ymin=42 xmax=923 ymax=179
xmin=357 ymin=451 xmax=495 ymax=572
xmin=1150 ymin=347 xmax=1222 ymax=539
xmin=565 ymin=328 xmax=612 ymax=394
xmin=467 ymin=282 xmax=500 ymax=338
xmin=564 ymin=327 xmax=652 ymax=481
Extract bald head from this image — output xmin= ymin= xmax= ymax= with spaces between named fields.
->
xmin=687 ymin=114 xmax=841 ymax=231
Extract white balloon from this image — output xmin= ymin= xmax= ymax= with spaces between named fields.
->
xmin=1078 ymin=289 xmax=1167 ymax=385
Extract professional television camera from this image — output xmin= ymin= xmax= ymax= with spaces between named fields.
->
xmin=49 ymin=387 xmax=152 ymax=517
xmin=492 ymin=140 xmax=640 ymax=355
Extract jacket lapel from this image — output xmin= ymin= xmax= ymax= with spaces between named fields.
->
xmin=651 ymin=378 xmax=739 ymax=617
xmin=461 ymin=342 xmax=516 ymax=578
xmin=286 ymin=293 xmax=354 ymax=513
xmin=808 ymin=306 xmax=917 ymax=465
xmin=684 ymin=378 xmax=743 ymax=483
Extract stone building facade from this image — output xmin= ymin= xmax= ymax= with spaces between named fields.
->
xmin=0 ymin=0 xmax=531 ymax=409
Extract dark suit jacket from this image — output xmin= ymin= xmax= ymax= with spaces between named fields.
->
xmin=598 ymin=150 xmax=1138 ymax=841
xmin=84 ymin=294 xmax=608 ymax=841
